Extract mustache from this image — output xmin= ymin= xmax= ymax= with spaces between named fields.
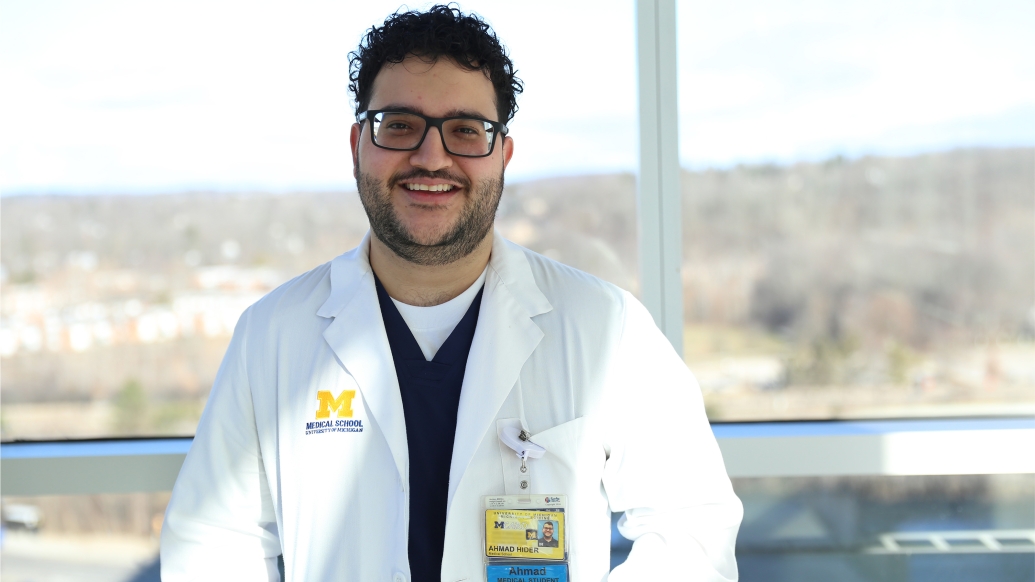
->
xmin=390 ymin=168 xmax=470 ymax=188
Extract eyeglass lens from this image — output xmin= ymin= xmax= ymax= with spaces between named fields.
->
xmin=371 ymin=112 xmax=497 ymax=156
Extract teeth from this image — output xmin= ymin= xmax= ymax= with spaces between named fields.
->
xmin=404 ymin=183 xmax=454 ymax=192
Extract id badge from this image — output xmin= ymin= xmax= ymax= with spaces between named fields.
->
xmin=483 ymin=495 xmax=569 ymax=582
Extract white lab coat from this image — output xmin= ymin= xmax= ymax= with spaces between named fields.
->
xmin=161 ymin=231 xmax=742 ymax=582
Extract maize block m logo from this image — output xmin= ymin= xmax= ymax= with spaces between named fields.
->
xmin=316 ymin=390 xmax=356 ymax=419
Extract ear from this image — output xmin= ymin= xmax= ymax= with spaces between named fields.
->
xmin=350 ymin=123 xmax=362 ymax=178
xmin=501 ymin=135 xmax=514 ymax=170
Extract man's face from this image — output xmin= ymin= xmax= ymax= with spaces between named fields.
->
xmin=542 ymin=522 xmax=553 ymax=539
xmin=351 ymin=55 xmax=514 ymax=266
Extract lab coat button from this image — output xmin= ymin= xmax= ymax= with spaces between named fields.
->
xmin=393 ymin=573 xmax=406 ymax=582
xmin=519 ymin=480 xmax=528 ymax=489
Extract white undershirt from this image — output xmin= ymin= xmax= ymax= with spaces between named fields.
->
xmin=391 ymin=267 xmax=488 ymax=361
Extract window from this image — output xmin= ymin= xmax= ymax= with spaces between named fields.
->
xmin=676 ymin=0 xmax=1035 ymax=421
xmin=3 ymin=3 xmax=1030 ymax=579
xmin=0 ymin=1 xmax=639 ymax=440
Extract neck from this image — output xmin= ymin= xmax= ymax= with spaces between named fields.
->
xmin=369 ymin=231 xmax=492 ymax=307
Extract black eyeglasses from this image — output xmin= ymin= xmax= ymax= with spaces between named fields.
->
xmin=357 ymin=110 xmax=508 ymax=158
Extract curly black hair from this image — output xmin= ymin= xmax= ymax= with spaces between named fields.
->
xmin=348 ymin=4 xmax=523 ymax=124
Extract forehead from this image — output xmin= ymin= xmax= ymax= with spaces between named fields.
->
xmin=368 ymin=55 xmax=498 ymax=120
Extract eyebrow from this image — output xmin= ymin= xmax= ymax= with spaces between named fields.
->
xmin=375 ymin=104 xmax=496 ymax=121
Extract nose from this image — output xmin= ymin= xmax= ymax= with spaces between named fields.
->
xmin=408 ymin=126 xmax=453 ymax=171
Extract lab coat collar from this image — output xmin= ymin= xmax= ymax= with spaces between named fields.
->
xmin=316 ymin=231 xmax=552 ymax=318
xmin=318 ymin=232 xmax=412 ymax=485
xmin=484 ymin=231 xmax=553 ymax=318
xmin=316 ymin=230 xmax=553 ymax=496
xmin=315 ymin=232 xmax=372 ymax=319
xmin=447 ymin=232 xmax=552 ymax=509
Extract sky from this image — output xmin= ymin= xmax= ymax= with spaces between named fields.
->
xmin=1 ymin=0 xmax=1032 ymax=195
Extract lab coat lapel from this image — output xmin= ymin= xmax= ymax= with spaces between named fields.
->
xmin=318 ymin=235 xmax=409 ymax=485
xmin=447 ymin=233 xmax=552 ymax=509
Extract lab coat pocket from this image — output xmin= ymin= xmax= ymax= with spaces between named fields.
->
xmin=527 ymin=417 xmax=586 ymax=494
xmin=526 ymin=417 xmax=611 ymax=578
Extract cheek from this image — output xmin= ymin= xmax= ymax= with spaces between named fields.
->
xmin=357 ymin=146 xmax=395 ymax=177
xmin=456 ymin=159 xmax=496 ymax=182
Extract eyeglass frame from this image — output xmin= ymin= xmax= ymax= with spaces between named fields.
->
xmin=356 ymin=109 xmax=509 ymax=158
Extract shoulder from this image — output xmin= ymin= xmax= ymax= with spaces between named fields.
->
xmin=238 ymin=259 xmax=335 ymax=336
xmin=492 ymin=238 xmax=639 ymax=377
xmin=501 ymin=238 xmax=630 ymax=323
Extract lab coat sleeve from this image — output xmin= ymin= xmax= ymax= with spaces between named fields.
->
xmin=160 ymin=307 xmax=282 ymax=581
xmin=600 ymin=293 xmax=743 ymax=582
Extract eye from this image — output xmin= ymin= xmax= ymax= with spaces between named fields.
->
xmin=449 ymin=120 xmax=488 ymax=140
xmin=384 ymin=121 xmax=414 ymax=132
xmin=377 ymin=113 xmax=422 ymax=134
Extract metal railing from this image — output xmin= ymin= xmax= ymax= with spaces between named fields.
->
xmin=3 ymin=417 xmax=1032 ymax=496
xmin=869 ymin=530 xmax=1035 ymax=554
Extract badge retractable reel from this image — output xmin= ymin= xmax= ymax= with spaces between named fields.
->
xmin=484 ymin=429 xmax=568 ymax=582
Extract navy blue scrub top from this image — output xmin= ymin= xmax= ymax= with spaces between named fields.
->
xmin=375 ymin=275 xmax=484 ymax=582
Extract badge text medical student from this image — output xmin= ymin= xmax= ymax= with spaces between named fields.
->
xmin=305 ymin=390 xmax=364 ymax=435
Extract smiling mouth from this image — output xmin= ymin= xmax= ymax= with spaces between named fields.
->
xmin=402 ymin=183 xmax=457 ymax=192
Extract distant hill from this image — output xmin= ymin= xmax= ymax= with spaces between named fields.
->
xmin=1 ymin=147 xmax=1032 ymax=406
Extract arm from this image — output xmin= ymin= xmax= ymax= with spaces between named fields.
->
xmin=160 ymin=308 xmax=282 ymax=581
xmin=601 ymin=294 xmax=743 ymax=582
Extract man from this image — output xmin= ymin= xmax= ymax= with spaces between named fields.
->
xmin=161 ymin=6 xmax=742 ymax=582
xmin=538 ymin=521 xmax=559 ymax=548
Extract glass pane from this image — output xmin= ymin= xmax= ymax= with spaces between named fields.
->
xmin=0 ymin=1 xmax=638 ymax=439
xmin=734 ymin=475 xmax=1034 ymax=581
xmin=5 ymin=476 xmax=1030 ymax=580
xmin=677 ymin=0 xmax=1035 ymax=420
xmin=611 ymin=474 xmax=1035 ymax=579
xmin=1 ymin=492 xmax=167 ymax=581
xmin=484 ymin=0 xmax=640 ymax=293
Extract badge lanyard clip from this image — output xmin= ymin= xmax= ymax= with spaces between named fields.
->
xmin=499 ymin=426 xmax=546 ymax=474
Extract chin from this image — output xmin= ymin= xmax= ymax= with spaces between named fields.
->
xmin=397 ymin=231 xmax=450 ymax=249
xmin=401 ymin=222 xmax=459 ymax=246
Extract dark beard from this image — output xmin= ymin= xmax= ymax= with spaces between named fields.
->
xmin=357 ymin=168 xmax=504 ymax=266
